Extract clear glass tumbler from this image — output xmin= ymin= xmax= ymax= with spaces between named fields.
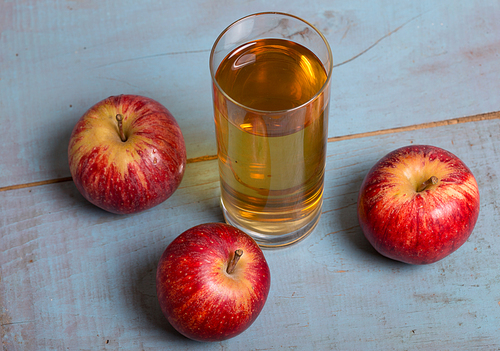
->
xmin=210 ymin=12 xmax=333 ymax=248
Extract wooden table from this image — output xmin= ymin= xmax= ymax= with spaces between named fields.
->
xmin=2 ymin=1 xmax=499 ymax=349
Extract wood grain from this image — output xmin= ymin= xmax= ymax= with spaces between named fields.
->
xmin=2 ymin=0 xmax=500 ymax=188
xmin=2 ymin=0 xmax=500 ymax=349
xmin=2 ymin=119 xmax=499 ymax=350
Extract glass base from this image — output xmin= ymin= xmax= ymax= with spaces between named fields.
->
xmin=220 ymin=199 xmax=322 ymax=249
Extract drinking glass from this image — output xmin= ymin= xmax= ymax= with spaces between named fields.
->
xmin=210 ymin=12 xmax=333 ymax=248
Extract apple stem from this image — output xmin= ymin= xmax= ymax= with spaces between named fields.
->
xmin=226 ymin=249 xmax=243 ymax=274
xmin=417 ymin=176 xmax=438 ymax=192
xmin=116 ymin=114 xmax=127 ymax=142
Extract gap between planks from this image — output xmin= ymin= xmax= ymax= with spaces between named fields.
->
xmin=1 ymin=110 xmax=498 ymax=193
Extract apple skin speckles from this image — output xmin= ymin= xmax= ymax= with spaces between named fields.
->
xmin=357 ymin=145 xmax=480 ymax=265
xmin=68 ymin=95 xmax=186 ymax=214
xmin=156 ymin=223 xmax=271 ymax=342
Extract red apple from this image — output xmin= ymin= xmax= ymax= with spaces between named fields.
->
xmin=156 ymin=223 xmax=271 ymax=342
xmin=357 ymin=145 xmax=480 ymax=265
xmin=68 ymin=94 xmax=186 ymax=214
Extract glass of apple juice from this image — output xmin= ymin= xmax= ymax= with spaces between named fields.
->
xmin=209 ymin=12 xmax=333 ymax=248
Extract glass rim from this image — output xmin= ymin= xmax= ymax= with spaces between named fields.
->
xmin=209 ymin=11 xmax=333 ymax=115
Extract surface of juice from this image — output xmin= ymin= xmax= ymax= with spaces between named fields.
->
xmin=213 ymin=38 xmax=329 ymax=241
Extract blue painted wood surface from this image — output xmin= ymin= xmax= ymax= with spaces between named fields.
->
xmin=1 ymin=0 xmax=500 ymax=349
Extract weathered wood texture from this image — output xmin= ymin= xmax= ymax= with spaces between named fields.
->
xmin=1 ymin=0 xmax=500 ymax=187
xmin=2 ymin=0 xmax=500 ymax=350
xmin=2 ymin=120 xmax=499 ymax=350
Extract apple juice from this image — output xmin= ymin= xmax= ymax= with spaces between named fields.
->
xmin=213 ymin=38 xmax=330 ymax=242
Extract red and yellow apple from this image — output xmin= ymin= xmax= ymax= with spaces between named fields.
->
xmin=357 ymin=145 xmax=480 ymax=265
xmin=156 ymin=223 xmax=271 ymax=342
xmin=68 ymin=94 xmax=186 ymax=214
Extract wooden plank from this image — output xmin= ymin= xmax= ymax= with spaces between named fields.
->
xmin=2 ymin=118 xmax=499 ymax=349
xmin=2 ymin=0 xmax=500 ymax=189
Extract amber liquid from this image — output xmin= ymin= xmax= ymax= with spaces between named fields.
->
xmin=213 ymin=38 xmax=329 ymax=244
